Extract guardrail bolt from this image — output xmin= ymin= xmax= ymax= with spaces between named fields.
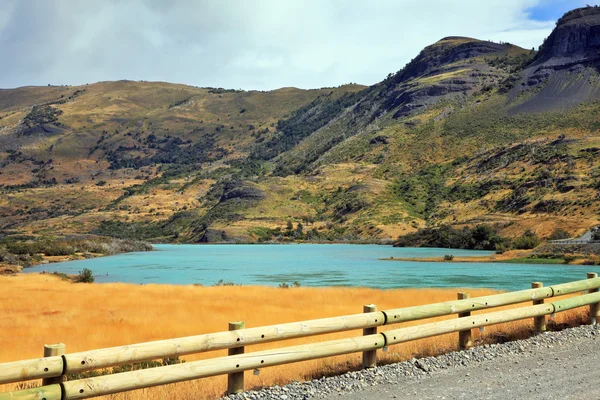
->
xmin=362 ymin=304 xmax=378 ymax=368
xmin=587 ymin=273 xmax=599 ymax=325
xmin=227 ymin=321 xmax=245 ymax=395
xmin=42 ymin=343 xmax=65 ymax=386
xmin=532 ymin=282 xmax=546 ymax=334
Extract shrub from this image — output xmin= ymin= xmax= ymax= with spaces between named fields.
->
xmin=5 ymin=241 xmax=42 ymax=255
xmin=443 ymin=254 xmax=454 ymax=261
xmin=548 ymin=229 xmax=571 ymax=241
xmin=394 ymin=224 xmax=508 ymax=250
xmin=214 ymin=279 xmax=235 ymax=286
xmin=43 ymin=244 xmax=75 ymax=257
xmin=74 ymin=268 xmax=94 ymax=283
xmin=511 ymin=230 xmax=540 ymax=250
xmin=563 ymin=255 xmax=577 ymax=264
xmin=495 ymin=243 xmax=508 ymax=254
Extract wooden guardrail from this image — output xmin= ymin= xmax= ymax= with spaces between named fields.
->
xmin=549 ymin=239 xmax=600 ymax=245
xmin=2 ymin=274 xmax=600 ymax=400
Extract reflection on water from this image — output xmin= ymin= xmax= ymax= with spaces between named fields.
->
xmin=25 ymin=244 xmax=600 ymax=291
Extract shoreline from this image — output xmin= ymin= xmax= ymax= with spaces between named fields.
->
xmin=380 ymin=249 xmax=535 ymax=264
xmin=379 ymin=250 xmax=579 ymax=265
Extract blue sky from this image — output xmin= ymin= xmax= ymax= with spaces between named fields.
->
xmin=528 ymin=0 xmax=599 ymax=21
xmin=0 ymin=0 xmax=595 ymax=90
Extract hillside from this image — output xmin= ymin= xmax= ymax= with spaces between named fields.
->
xmin=1 ymin=7 xmax=600 ymax=244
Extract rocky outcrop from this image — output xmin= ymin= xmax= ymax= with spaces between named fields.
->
xmin=381 ymin=38 xmax=512 ymax=118
xmin=395 ymin=37 xmax=507 ymax=82
xmin=14 ymin=105 xmax=66 ymax=136
xmin=533 ymin=7 xmax=600 ymax=67
xmin=219 ymin=180 xmax=265 ymax=202
xmin=510 ymin=7 xmax=600 ymax=113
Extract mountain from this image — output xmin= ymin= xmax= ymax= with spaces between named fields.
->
xmin=510 ymin=6 xmax=600 ymax=113
xmin=1 ymin=7 xmax=600 ymax=243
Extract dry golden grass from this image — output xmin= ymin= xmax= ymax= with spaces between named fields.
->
xmin=0 ymin=274 xmax=587 ymax=400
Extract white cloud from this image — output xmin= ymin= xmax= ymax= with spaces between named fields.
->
xmin=0 ymin=0 xmax=565 ymax=90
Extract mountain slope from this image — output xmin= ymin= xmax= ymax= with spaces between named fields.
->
xmin=510 ymin=6 xmax=600 ymax=113
xmin=2 ymin=7 xmax=600 ymax=243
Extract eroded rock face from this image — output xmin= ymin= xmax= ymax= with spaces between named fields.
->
xmin=219 ymin=180 xmax=265 ymax=202
xmin=510 ymin=7 xmax=600 ymax=114
xmin=396 ymin=37 xmax=507 ymax=82
xmin=380 ymin=38 xmax=511 ymax=119
xmin=533 ymin=7 xmax=600 ymax=66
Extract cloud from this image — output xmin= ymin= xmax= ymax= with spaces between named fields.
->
xmin=0 ymin=0 xmax=582 ymax=90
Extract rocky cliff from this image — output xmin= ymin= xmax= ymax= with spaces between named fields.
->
xmin=510 ymin=6 xmax=600 ymax=113
xmin=533 ymin=6 xmax=600 ymax=66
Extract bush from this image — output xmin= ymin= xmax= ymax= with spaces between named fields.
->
xmin=214 ymin=279 xmax=235 ymax=286
xmin=511 ymin=230 xmax=540 ymax=250
xmin=443 ymin=254 xmax=454 ymax=261
xmin=394 ymin=224 xmax=508 ymax=250
xmin=5 ymin=241 xmax=42 ymax=255
xmin=548 ymin=229 xmax=571 ymax=241
xmin=495 ymin=243 xmax=508 ymax=254
xmin=43 ymin=244 xmax=75 ymax=257
xmin=74 ymin=268 xmax=94 ymax=283
xmin=563 ymin=255 xmax=577 ymax=264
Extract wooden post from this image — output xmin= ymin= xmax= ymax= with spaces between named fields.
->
xmin=227 ymin=322 xmax=245 ymax=395
xmin=588 ymin=273 xmax=599 ymax=325
xmin=42 ymin=343 xmax=65 ymax=386
xmin=457 ymin=292 xmax=472 ymax=350
xmin=532 ymin=282 xmax=546 ymax=333
xmin=362 ymin=304 xmax=377 ymax=368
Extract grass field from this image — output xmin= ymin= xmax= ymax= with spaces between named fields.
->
xmin=0 ymin=274 xmax=588 ymax=399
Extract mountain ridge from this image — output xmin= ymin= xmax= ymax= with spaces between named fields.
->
xmin=1 ymin=7 xmax=600 ymax=244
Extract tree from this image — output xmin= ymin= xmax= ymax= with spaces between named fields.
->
xmin=294 ymin=222 xmax=304 ymax=239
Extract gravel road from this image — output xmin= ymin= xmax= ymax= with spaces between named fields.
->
xmin=223 ymin=324 xmax=600 ymax=400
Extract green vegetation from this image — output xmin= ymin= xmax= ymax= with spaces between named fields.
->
xmin=501 ymin=257 xmax=566 ymax=265
xmin=93 ymin=220 xmax=174 ymax=241
xmin=392 ymin=165 xmax=448 ymax=218
xmin=251 ymin=90 xmax=367 ymax=162
xmin=2 ymin=19 xmax=600 ymax=244
xmin=511 ymin=230 xmax=541 ymax=250
xmin=0 ymin=235 xmax=152 ymax=267
xmin=395 ymin=225 xmax=544 ymax=251
xmin=74 ymin=268 xmax=94 ymax=283
xmin=394 ymin=224 xmax=508 ymax=250
xmin=279 ymin=281 xmax=302 ymax=289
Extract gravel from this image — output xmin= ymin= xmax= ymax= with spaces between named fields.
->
xmin=221 ymin=324 xmax=600 ymax=400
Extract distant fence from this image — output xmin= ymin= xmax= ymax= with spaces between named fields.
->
xmin=548 ymin=240 xmax=600 ymax=245
xmin=2 ymin=273 xmax=600 ymax=400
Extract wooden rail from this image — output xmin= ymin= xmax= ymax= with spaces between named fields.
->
xmin=549 ymin=240 xmax=600 ymax=245
xmin=2 ymin=275 xmax=600 ymax=400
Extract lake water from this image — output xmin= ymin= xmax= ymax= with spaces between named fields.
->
xmin=25 ymin=244 xmax=600 ymax=291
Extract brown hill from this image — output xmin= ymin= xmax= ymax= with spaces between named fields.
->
xmin=1 ymin=7 xmax=600 ymax=244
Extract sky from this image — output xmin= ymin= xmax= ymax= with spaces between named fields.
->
xmin=0 ymin=0 xmax=597 ymax=91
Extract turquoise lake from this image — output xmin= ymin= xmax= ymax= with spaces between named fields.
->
xmin=25 ymin=244 xmax=600 ymax=291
